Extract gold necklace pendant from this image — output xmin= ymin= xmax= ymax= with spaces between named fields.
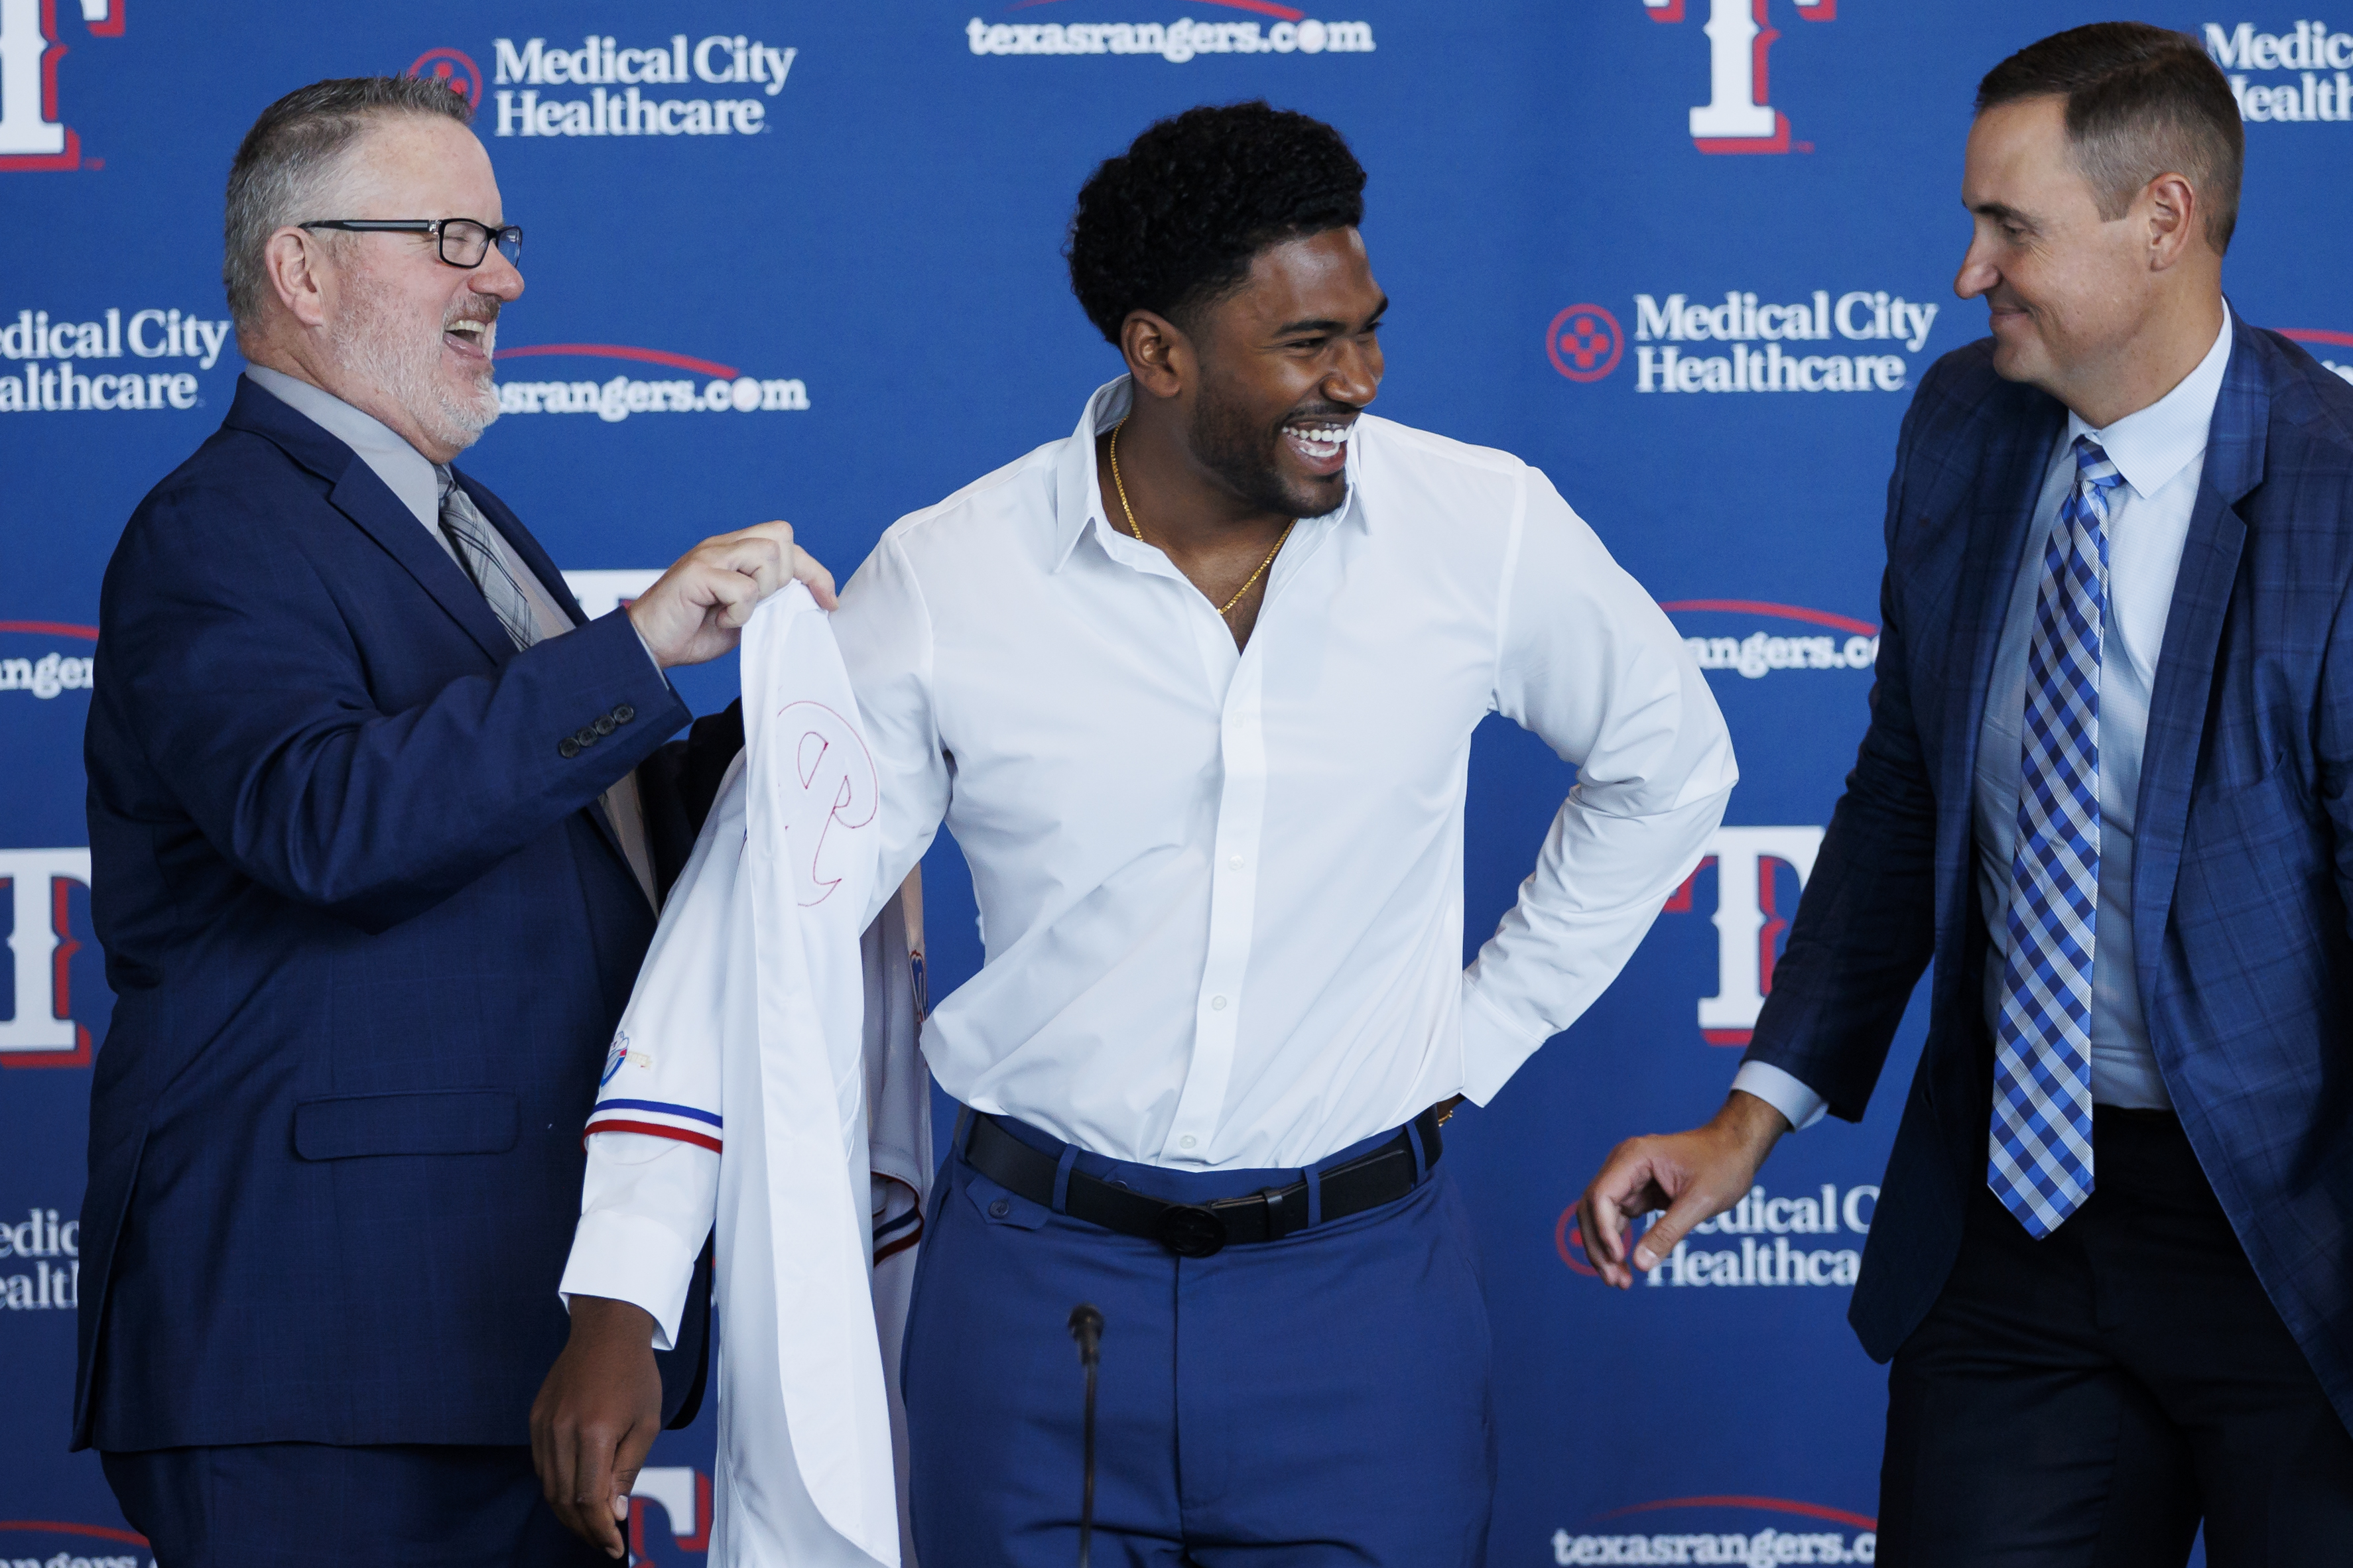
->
xmin=1108 ymin=420 xmax=1293 ymax=619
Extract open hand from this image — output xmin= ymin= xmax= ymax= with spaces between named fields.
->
xmin=1575 ymin=1090 xmax=1792 ymax=1288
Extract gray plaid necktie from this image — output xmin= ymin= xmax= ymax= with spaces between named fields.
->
xmin=436 ymin=467 xmax=539 ymax=651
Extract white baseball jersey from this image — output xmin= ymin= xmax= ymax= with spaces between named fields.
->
xmin=558 ymin=584 xmax=930 ymax=1567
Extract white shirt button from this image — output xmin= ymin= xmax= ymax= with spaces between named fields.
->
xmin=1180 ymin=1134 xmax=1198 ymax=1150
xmin=1210 ymin=995 xmax=1228 ymax=1010
xmin=1228 ymin=855 xmax=1244 ymax=870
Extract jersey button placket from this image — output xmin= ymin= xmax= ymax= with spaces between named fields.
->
xmin=1163 ymin=658 xmax=1268 ymax=1162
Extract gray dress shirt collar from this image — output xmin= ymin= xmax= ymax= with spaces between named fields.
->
xmin=243 ymin=365 xmax=452 ymax=555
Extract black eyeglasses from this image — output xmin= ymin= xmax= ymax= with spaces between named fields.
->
xmin=297 ymin=217 xmax=523 ymax=269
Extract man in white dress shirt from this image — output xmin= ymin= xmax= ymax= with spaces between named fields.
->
xmin=541 ymin=99 xmax=1735 ymax=1564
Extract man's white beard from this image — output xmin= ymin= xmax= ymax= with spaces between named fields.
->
xmin=329 ymin=266 xmax=500 ymax=453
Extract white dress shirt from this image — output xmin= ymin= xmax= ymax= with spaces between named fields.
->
xmin=834 ymin=377 xmax=1737 ymax=1170
xmin=243 ymin=363 xmax=663 ymax=905
xmin=1736 ymin=307 xmax=2234 ymax=1130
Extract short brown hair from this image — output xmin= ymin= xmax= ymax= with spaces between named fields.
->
xmin=1976 ymin=22 xmax=2244 ymax=253
xmin=223 ymin=76 xmax=474 ymax=326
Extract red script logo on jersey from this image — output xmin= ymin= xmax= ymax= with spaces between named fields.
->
xmin=777 ymin=699 xmax=879 ymax=908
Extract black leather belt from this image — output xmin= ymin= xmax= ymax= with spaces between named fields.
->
xmin=962 ymin=1105 xmax=1447 ymax=1258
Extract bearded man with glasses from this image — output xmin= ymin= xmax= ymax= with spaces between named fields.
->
xmin=76 ymin=76 xmax=828 ymax=1566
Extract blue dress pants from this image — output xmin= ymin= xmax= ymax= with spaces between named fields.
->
xmin=902 ymin=1115 xmax=1497 ymax=1567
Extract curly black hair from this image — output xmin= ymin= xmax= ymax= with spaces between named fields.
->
xmin=1066 ymin=101 xmax=1366 ymax=345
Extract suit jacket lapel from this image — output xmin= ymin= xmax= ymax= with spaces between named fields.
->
xmin=2132 ymin=322 xmax=2265 ymax=1010
xmin=453 ymin=469 xmax=638 ymax=872
xmin=1944 ymin=396 xmax=2066 ymax=823
xmin=459 ymin=473 xmax=592 ymax=629
xmin=334 ymin=469 xmax=521 ymax=663
xmin=227 ymin=384 xmax=640 ymax=875
xmin=224 ymin=381 xmax=516 ymax=664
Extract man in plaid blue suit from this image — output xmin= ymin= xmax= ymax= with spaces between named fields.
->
xmin=1580 ymin=24 xmax=2353 ymax=1567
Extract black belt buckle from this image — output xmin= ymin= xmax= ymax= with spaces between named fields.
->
xmin=1155 ymin=1203 xmax=1228 ymax=1258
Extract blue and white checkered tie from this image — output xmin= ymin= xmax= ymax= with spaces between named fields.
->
xmin=1990 ymin=435 xmax=2122 ymax=1239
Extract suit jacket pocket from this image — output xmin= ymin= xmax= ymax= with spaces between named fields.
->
xmin=2179 ymin=766 xmax=2319 ymax=920
xmin=293 ymin=1089 xmax=520 ymax=1160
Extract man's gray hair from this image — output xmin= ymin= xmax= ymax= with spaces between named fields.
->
xmin=223 ymin=76 xmax=474 ymax=327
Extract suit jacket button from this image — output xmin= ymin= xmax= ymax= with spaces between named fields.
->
xmin=574 ymin=727 xmax=598 ymax=747
xmin=594 ymin=715 xmax=617 ymax=737
xmin=558 ymin=737 xmax=581 ymax=759
xmin=612 ymin=703 xmax=635 ymax=725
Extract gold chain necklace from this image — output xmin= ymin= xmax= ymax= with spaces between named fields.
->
xmin=1109 ymin=420 xmax=1295 ymax=620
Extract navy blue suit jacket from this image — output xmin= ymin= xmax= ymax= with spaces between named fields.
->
xmin=77 ymin=379 xmax=706 ymax=1450
xmin=1746 ymin=316 xmax=2353 ymax=1431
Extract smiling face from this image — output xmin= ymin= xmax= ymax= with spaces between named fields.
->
xmin=1180 ymin=228 xmax=1385 ymax=519
xmin=312 ymin=114 xmax=521 ymax=461
xmin=1954 ymin=95 xmax=2161 ymax=405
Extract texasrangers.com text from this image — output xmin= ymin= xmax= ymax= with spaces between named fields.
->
xmin=1553 ymin=1527 xmax=1876 ymax=1564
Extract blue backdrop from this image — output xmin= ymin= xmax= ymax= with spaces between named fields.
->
xmin=6 ymin=3 xmax=2348 ymax=1562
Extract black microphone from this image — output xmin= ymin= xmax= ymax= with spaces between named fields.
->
xmin=1067 ymin=1303 xmax=1104 ymax=1568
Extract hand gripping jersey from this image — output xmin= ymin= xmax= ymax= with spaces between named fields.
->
xmin=562 ymin=583 xmax=928 ymax=1567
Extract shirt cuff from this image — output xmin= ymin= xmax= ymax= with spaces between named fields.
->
xmin=1732 ymin=1060 xmax=1828 ymax=1131
xmin=628 ymin=615 xmax=670 ymax=682
xmin=557 ymin=1209 xmax=702 ymax=1352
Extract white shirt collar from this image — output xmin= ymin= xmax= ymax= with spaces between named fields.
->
xmin=1049 ymin=374 xmax=1364 ymax=573
xmin=1049 ymin=377 xmax=1132 ymax=572
xmin=243 ymin=363 xmax=444 ymax=533
xmin=2067 ymin=302 xmax=2234 ymax=503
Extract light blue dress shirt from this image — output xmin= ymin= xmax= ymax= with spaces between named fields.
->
xmin=1738 ymin=306 xmax=2234 ymax=1128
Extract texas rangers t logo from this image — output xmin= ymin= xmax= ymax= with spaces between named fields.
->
xmin=1643 ymin=0 xmax=1835 ymax=154
xmin=0 ymin=0 xmax=125 ymax=170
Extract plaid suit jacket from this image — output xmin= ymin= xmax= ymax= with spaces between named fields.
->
xmin=1745 ymin=314 xmax=2353 ymax=1430
xmin=78 ymin=381 xmax=712 ymax=1449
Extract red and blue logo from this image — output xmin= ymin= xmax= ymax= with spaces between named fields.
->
xmin=630 ymin=1465 xmax=713 ymax=1565
xmin=1652 ymin=602 xmax=1874 ymax=1050
xmin=0 ymin=1519 xmax=148 ymax=1566
xmin=407 ymin=46 xmax=485 ymax=109
xmin=1663 ymin=599 xmax=1879 ymax=680
xmin=0 ymin=0 xmax=126 ymax=172
xmin=489 ymin=342 xmax=811 ymax=422
xmin=1555 ymin=1495 xmax=1876 ymax=1563
xmin=1641 ymin=0 xmax=1837 ymax=156
xmin=1 ymin=619 xmax=103 ymax=1069
xmin=1548 ymin=305 xmax=1626 ymax=383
